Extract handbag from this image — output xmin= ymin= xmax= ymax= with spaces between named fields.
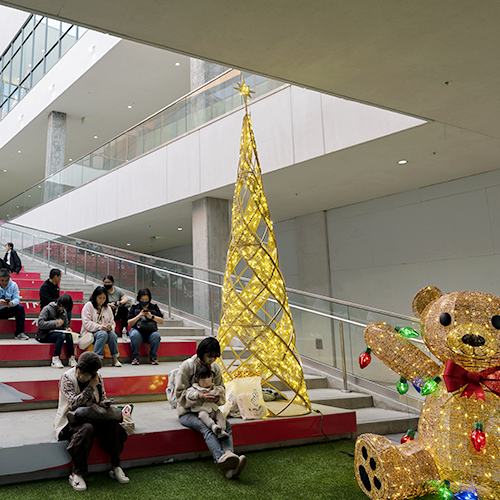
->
xmin=67 ymin=403 xmax=123 ymax=424
xmin=136 ymin=316 xmax=157 ymax=333
xmin=78 ymin=332 xmax=94 ymax=350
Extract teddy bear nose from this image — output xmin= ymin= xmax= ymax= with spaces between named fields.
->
xmin=461 ymin=334 xmax=486 ymax=347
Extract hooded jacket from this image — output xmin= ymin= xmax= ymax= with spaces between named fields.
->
xmin=0 ymin=279 xmax=21 ymax=310
xmin=36 ymin=302 xmax=69 ymax=341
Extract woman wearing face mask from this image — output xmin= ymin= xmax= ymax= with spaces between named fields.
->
xmin=127 ymin=288 xmax=163 ymax=365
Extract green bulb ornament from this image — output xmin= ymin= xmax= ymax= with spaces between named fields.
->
xmin=397 ymin=377 xmax=409 ymax=395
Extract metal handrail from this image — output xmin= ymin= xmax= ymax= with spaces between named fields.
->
xmin=1 ymin=222 xmax=423 ymax=395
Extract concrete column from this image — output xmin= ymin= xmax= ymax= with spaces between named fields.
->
xmin=45 ymin=111 xmax=67 ymax=177
xmin=294 ymin=212 xmax=337 ymax=366
xmin=44 ymin=111 xmax=67 ymax=202
xmin=190 ymin=58 xmax=228 ymax=128
xmin=192 ymin=197 xmax=230 ymax=327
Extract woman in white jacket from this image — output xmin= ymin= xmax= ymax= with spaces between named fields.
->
xmin=81 ymin=286 xmax=121 ymax=367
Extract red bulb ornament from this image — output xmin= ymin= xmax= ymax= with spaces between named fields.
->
xmin=401 ymin=429 xmax=415 ymax=444
xmin=359 ymin=348 xmax=372 ymax=369
xmin=471 ymin=423 xmax=486 ymax=452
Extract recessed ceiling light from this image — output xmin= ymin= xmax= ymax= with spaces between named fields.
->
xmin=94 ymin=135 xmax=98 ymax=139
xmin=127 ymin=105 xmax=132 ymax=109
xmin=397 ymin=159 xmax=408 ymax=165
xmin=175 ymin=62 xmax=180 ymax=66
xmin=18 ymin=150 xmax=21 ymax=153
xmin=69 ymin=158 xmax=73 ymax=161
xmin=177 ymin=227 xmax=183 ymax=231
xmin=126 ymin=243 xmax=131 ymax=246
xmin=3 ymin=169 xmax=6 ymax=172
xmin=28 ymin=195 xmax=31 ymax=197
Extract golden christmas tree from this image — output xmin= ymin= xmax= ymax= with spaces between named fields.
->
xmin=217 ymin=78 xmax=311 ymax=417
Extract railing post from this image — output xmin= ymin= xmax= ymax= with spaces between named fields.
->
xmin=47 ymin=241 xmax=51 ymax=267
xmin=210 ymin=285 xmax=214 ymax=337
xmin=84 ymin=250 xmax=87 ymax=283
xmin=339 ymin=321 xmax=350 ymax=393
xmin=21 ymin=233 xmax=24 ymax=256
xmin=168 ymin=273 xmax=172 ymax=319
xmin=134 ymin=265 xmax=137 ymax=299
xmin=32 ymin=235 xmax=35 ymax=259
xmin=64 ymin=246 xmax=67 ymax=275
xmin=107 ymin=256 xmax=110 ymax=276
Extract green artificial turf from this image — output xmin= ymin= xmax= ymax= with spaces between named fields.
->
xmin=0 ymin=440 xmax=436 ymax=500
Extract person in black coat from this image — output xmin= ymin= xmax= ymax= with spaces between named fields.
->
xmin=3 ymin=243 xmax=22 ymax=274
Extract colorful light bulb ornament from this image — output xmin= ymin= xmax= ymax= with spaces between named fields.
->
xmin=454 ymin=489 xmax=479 ymax=500
xmin=359 ymin=347 xmax=372 ymax=369
xmin=420 ymin=376 xmax=441 ymax=396
xmin=394 ymin=326 xmax=420 ymax=338
xmin=397 ymin=376 xmax=409 ymax=395
xmin=216 ymin=79 xmax=310 ymax=417
xmin=400 ymin=429 xmax=416 ymax=444
xmin=470 ymin=422 xmax=486 ymax=452
xmin=437 ymin=480 xmax=453 ymax=500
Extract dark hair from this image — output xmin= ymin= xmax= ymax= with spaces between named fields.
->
xmin=49 ymin=268 xmax=62 ymax=279
xmin=77 ymin=351 xmax=102 ymax=375
xmin=57 ymin=293 xmax=73 ymax=311
xmin=195 ymin=364 xmax=213 ymax=381
xmin=6 ymin=242 xmax=13 ymax=249
xmin=0 ymin=268 xmax=11 ymax=278
xmin=89 ymin=286 xmax=109 ymax=309
xmin=136 ymin=287 xmax=152 ymax=302
xmin=103 ymin=275 xmax=114 ymax=282
xmin=196 ymin=337 xmax=221 ymax=360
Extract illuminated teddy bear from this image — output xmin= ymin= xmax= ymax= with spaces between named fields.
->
xmin=354 ymin=286 xmax=500 ymax=500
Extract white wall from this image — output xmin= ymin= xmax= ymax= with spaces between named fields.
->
xmin=0 ymin=6 xmax=29 ymax=53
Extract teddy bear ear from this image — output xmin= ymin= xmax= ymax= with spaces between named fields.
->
xmin=412 ymin=286 xmax=443 ymax=318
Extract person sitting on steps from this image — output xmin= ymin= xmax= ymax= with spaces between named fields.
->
xmin=2 ymin=242 xmax=22 ymax=274
xmin=102 ymin=275 xmax=130 ymax=338
xmin=0 ymin=268 xmax=28 ymax=340
xmin=36 ymin=294 xmax=76 ymax=369
xmin=54 ymin=351 xmax=130 ymax=491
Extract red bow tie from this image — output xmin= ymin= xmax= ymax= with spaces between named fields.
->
xmin=443 ymin=360 xmax=500 ymax=401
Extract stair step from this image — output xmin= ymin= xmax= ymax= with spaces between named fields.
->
xmin=270 ymin=374 xmax=328 ymax=391
xmin=158 ymin=326 xmax=205 ymax=336
xmin=354 ymin=407 xmax=420 ymax=436
xmin=284 ymin=387 xmax=373 ymax=410
xmin=0 ymin=338 xmax=195 ymax=368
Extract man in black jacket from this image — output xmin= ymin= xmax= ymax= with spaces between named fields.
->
xmin=39 ymin=268 xmax=62 ymax=310
xmin=3 ymin=243 xmax=22 ymax=274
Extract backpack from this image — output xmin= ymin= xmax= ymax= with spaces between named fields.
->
xmin=166 ymin=357 xmax=195 ymax=409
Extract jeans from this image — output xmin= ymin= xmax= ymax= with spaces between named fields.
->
xmin=178 ymin=411 xmax=233 ymax=462
xmin=129 ymin=328 xmax=161 ymax=360
xmin=0 ymin=304 xmax=25 ymax=334
xmin=38 ymin=330 xmax=74 ymax=357
xmin=93 ymin=330 xmax=119 ymax=357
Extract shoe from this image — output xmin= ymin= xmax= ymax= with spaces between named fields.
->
xmin=69 ymin=356 xmax=78 ymax=368
xmin=51 ymin=356 xmax=64 ymax=368
xmin=112 ymin=358 xmax=122 ymax=367
xmin=217 ymin=451 xmax=239 ymax=471
xmin=226 ymin=455 xmax=247 ymax=480
xmin=109 ymin=466 xmax=130 ymax=484
xmin=212 ymin=424 xmax=222 ymax=436
xmin=69 ymin=473 xmax=87 ymax=491
xmin=131 ymin=359 xmax=140 ymax=365
xmin=15 ymin=332 xmax=29 ymax=340
xmin=150 ymin=359 xmax=159 ymax=365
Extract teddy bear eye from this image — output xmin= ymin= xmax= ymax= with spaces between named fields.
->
xmin=440 ymin=313 xmax=452 ymax=326
xmin=492 ymin=316 xmax=500 ymax=329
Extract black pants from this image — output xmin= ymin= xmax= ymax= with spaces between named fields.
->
xmin=62 ymin=420 xmax=127 ymax=475
xmin=114 ymin=306 xmax=129 ymax=334
xmin=0 ymin=304 xmax=25 ymax=334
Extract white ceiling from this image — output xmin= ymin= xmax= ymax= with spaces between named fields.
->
xmin=1 ymin=0 xmax=499 ymax=253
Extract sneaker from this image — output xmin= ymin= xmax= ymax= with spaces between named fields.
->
xmin=219 ymin=430 xmax=230 ymax=441
xmin=15 ymin=332 xmax=29 ymax=340
xmin=69 ymin=473 xmax=87 ymax=491
xmin=112 ymin=358 xmax=122 ymax=367
xmin=51 ymin=356 xmax=64 ymax=368
xmin=226 ymin=455 xmax=247 ymax=480
xmin=109 ymin=466 xmax=130 ymax=484
xmin=217 ymin=451 xmax=239 ymax=471
xmin=69 ymin=356 xmax=78 ymax=368
xmin=212 ymin=424 xmax=222 ymax=436
xmin=131 ymin=359 xmax=140 ymax=365
xmin=150 ymin=359 xmax=159 ymax=365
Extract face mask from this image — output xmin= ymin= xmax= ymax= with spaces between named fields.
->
xmin=103 ymin=284 xmax=113 ymax=290
xmin=139 ymin=300 xmax=149 ymax=307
